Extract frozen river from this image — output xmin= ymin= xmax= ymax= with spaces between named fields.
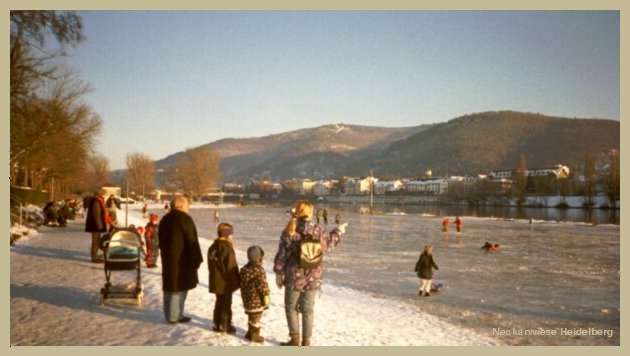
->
xmin=184 ymin=204 xmax=619 ymax=346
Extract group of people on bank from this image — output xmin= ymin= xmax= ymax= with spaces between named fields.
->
xmin=83 ymin=191 xmax=452 ymax=345
xmin=163 ymin=198 xmax=347 ymax=345
xmin=84 ymin=192 xmax=347 ymax=346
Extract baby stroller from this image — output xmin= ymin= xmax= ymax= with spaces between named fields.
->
xmin=100 ymin=227 xmax=144 ymax=306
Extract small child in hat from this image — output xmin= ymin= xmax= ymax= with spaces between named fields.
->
xmin=144 ymin=214 xmax=160 ymax=268
xmin=239 ymin=245 xmax=271 ymax=343
xmin=208 ymin=223 xmax=241 ymax=334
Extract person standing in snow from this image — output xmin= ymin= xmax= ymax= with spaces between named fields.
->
xmin=441 ymin=217 xmax=450 ymax=232
xmin=239 ymin=245 xmax=271 ymax=343
xmin=144 ymin=214 xmax=160 ymax=268
xmin=273 ymin=200 xmax=347 ymax=346
xmin=158 ymin=196 xmax=203 ymax=324
xmin=454 ymin=216 xmax=463 ymax=233
xmin=105 ymin=194 xmax=121 ymax=225
xmin=84 ymin=188 xmax=109 ymax=263
xmin=207 ymin=222 xmax=241 ymax=334
xmin=415 ymin=245 xmax=439 ymax=297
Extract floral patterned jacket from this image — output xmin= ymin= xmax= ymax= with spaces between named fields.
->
xmin=240 ymin=261 xmax=271 ymax=313
xmin=273 ymin=218 xmax=342 ymax=292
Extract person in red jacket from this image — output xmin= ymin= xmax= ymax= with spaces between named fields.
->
xmin=454 ymin=217 xmax=463 ymax=233
xmin=84 ymin=189 xmax=109 ymax=263
xmin=441 ymin=217 xmax=450 ymax=232
xmin=144 ymin=214 xmax=160 ymax=268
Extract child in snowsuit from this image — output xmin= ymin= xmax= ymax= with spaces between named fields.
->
xmin=239 ymin=245 xmax=271 ymax=343
xmin=454 ymin=217 xmax=463 ymax=233
xmin=415 ymin=245 xmax=439 ymax=297
xmin=441 ymin=217 xmax=450 ymax=232
xmin=208 ymin=223 xmax=241 ymax=334
xmin=144 ymin=214 xmax=160 ymax=268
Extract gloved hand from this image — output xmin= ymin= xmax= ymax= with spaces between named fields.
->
xmin=263 ymin=295 xmax=271 ymax=309
xmin=275 ymin=274 xmax=284 ymax=289
xmin=338 ymin=222 xmax=348 ymax=234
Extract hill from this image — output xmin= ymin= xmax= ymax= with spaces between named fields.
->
xmin=156 ymin=123 xmax=431 ymax=181
xmin=154 ymin=111 xmax=619 ymax=182
xmin=376 ymin=111 xmax=619 ymax=177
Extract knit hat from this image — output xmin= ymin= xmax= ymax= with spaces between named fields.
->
xmin=149 ymin=213 xmax=159 ymax=222
xmin=247 ymin=245 xmax=264 ymax=262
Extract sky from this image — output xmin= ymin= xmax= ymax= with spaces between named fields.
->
xmin=10 ymin=203 xmax=501 ymax=346
xmin=52 ymin=10 xmax=621 ymax=169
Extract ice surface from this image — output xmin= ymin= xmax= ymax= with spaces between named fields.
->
xmin=192 ymin=204 xmax=620 ymax=346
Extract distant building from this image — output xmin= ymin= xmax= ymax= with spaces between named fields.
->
xmin=294 ymin=179 xmax=316 ymax=195
xmin=345 ymin=176 xmax=377 ymax=195
xmin=313 ymin=180 xmax=335 ymax=196
xmin=374 ymin=180 xmax=403 ymax=195
xmin=489 ymin=164 xmax=570 ymax=180
xmin=405 ymin=178 xmax=448 ymax=195
xmin=101 ymin=186 xmax=122 ymax=197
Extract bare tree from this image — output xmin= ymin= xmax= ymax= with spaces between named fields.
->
xmin=10 ymin=11 xmax=99 ymax=195
xmin=516 ymin=153 xmax=528 ymax=203
xmin=87 ymin=154 xmax=111 ymax=190
xmin=606 ymin=149 xmax=620 ymax=208
xmin=166 ymin=147 xmax=222 ymax=201
xmin=584 ymin=153 xmax=596 ymax=206
xmin=125 ymin=152 xmax=155 ymax=199
xmin=10 ymin=11 xmax=84 ymax=101
xmin=11 ymin=70 xmax=102 ymax=189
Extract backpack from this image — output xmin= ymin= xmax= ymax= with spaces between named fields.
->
xmin=299 ymin=233 xmax=323 ymax=269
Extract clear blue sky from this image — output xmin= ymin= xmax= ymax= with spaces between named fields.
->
xmin=67 ymin=11 xmax=620 ymax=170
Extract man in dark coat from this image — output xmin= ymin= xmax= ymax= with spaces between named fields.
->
xmin=158 ymin=196 xmax=203 ymax=324
xmin=84 ymin=189 xmax=108 ymax=263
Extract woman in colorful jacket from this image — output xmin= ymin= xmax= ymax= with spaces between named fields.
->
xmin=273 ymin=200 xmax=347 ymax=346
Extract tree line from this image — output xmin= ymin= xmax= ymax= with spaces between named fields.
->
xmin=10 ymin=11 xmax=222 ymax=205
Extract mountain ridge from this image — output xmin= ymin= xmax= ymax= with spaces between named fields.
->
xmin=154 ymin=111 xmax=619 ymax=182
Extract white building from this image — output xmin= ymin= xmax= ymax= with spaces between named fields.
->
xmin=405 ymin=179 xmax=448 ymax=195
xmin=312 ymin=180 xmax=336 ymax=196
xmin=489 ymin=164 xmax=570 ymax=180
xmin=374 ymin=180 xmax=403 ymax=195
xmin=345 ymin=177 xmax=377 ymax=195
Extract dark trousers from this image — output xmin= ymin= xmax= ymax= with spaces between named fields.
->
xmin=213 ymin=293 xmax=233 ymax=328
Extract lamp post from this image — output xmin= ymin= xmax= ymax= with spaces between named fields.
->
xmin=125 ymin=180 xmax=129 ymax=227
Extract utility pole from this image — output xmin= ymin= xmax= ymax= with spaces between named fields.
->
xmin=125 ymin=180 xmax=129 ymax=227
xmin=370 ymin=169 xmax=374 ymax=214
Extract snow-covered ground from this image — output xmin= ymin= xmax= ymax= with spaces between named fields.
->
xmin=10 ymin=203 xmax=502 ymax=346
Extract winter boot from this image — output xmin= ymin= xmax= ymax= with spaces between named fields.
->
xmin=246 ymin=326 xmax=264 ymax=343
xmin=301 ymin=337 xmax=311 ymax=346
xmin=280 ymin=333 xmax=301 ymax=346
